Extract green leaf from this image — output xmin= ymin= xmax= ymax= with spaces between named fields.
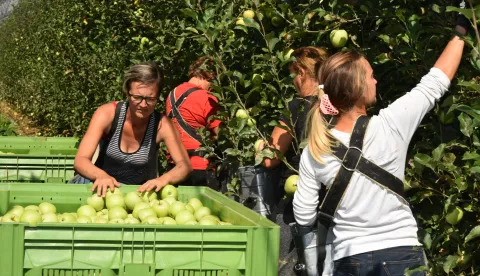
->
xmin=175 ymin=37 xmax=185 ymax=51
xmin=181 ymin=8 xmax=197 ymax=20
xmin=462 ymin=151 xmax=480 ymax=160
xmin=446 ymin=6 xmax=473 ymax=19
xmin=465 ymin=226 xmax=480 ymax=243
xmin=268 ymin=37 xmax=279 ymax=52
xmin=432 ymin=144 xmax=445 ymax=162
xmin=414 ymin=153 xmax=435 ymax=171
xmin=443 ymin=255 xmax=459 ymax=273
xmin=458 ymin=113 xmax=473 ymax=137
xmin=470 ymin=166 xmax=480 ymax=174
xmin=404 ymin=266 xmax=428 ymax=276
xmin=448 ymin=103 xmax=480 ymax=120
xmin=432 ymin=4 xmax=441 ymax=13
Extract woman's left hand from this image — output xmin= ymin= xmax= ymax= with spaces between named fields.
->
xmin=138 ymin=177 xmax=170 ymax=193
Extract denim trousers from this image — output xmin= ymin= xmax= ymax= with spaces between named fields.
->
xmin=333 ymin=246 xmax=427 ymax=276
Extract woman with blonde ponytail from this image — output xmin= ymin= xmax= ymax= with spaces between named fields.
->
xmin=293 ymin=7 xmax=469 ymax=276
xmin=260 ymin=46 xmax=329 ymax=276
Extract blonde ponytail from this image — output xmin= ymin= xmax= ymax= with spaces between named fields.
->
xmin=305 ymin=88 xmax=333 ymax=164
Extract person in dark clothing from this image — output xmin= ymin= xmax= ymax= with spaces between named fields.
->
xmin=260 ymin=47 xmax=329 ymax=276
xmin=165 ymin=56 xmax=222 ymax=190
xmin=72 ymin=62 xmax=192 ymax=197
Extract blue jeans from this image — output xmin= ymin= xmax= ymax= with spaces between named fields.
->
xmin=68 ymin=174 xmax=92 ymax=184
xmin=333 ymin=246 xmax=427 ymax=276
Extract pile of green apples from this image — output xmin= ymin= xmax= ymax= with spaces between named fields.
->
xmin=0 ymin=185 xmax=232 ymax=227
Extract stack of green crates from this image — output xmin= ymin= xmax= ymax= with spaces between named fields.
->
xmin=0 ymin=183 xmax=280 ymax=276
xmin=0 ymin=137 xmax=79 ymax=183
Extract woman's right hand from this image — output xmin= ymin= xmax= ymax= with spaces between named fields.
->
xmin=92 ymin=175 xmax=120 ymax=197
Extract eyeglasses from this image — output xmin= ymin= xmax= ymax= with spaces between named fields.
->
xmin=128 ymin=93 xmax=158 ymax=105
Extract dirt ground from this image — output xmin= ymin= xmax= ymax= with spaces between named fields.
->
xmin=0 ymin=101 xmax=40 ymax=136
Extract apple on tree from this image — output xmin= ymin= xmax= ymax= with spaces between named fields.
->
xmin=330 ymin=30 xmax=348 ymax=48
xmin=243 ymin=9 xmax=255 ymax=19
xmin=285 ymin=175 xmax=299 ymax=196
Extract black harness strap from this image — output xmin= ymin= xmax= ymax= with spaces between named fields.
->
xmin=316 ymin=115 xmax=407 ymax=272
xmin=167 ymin=87 xmax=203 ymax=144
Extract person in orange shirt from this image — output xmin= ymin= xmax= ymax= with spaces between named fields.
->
xmin=166 ymin=56 xmax=222 ymax=190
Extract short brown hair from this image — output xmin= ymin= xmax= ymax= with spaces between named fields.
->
xmin=188 ymin=56 xmax=215 ymax=80
xmin=289 ymin=47 xmax=328 ymax=78
xmin=122 ymin=61 xmax=164 ymax=97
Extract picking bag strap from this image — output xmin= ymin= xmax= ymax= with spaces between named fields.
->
xmin=167 ymin=87 xmax=202 ymax=143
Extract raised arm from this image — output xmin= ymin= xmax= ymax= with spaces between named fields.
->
xmin=379 ymin=21 xmax=465 ymax=143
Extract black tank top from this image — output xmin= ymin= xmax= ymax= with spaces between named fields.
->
xmin=95 ymin=102 xmax=160 ymax=184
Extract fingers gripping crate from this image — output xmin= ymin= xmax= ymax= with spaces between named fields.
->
xmin=0 ymin=155 xmax=75 ymax=183
xmin=0 ymin=183 xmax=280 ymax=276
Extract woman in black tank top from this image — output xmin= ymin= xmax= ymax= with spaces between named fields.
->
xmin=72 ymin=62 xmax=192 ymax=197
xmin=259 ymin=47 xmax=328 ymax=276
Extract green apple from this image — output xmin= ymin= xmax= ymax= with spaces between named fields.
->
xmin=138 ymin=208 xmax=157 ymax=222
xmin=20 ymin=210 xmax=42 ymax=226
xmin=97 ymin=209 xmax=108 ymax=216
xmin=58 ymin=213 xmax=77 ymax=223
xmin=77 ymin=216 xmax=92 ymax=224
xmin=243 ymin=9 xmax=255 ymax=19
xmin=175 ymin=210 xmax=195 ymax=225
xmin=108 ymin=206 xmax=128 ymax=220
xmin=252 ymin=73 xmax=263 ymax=86
xmin=446 ymin=207 xmax=464 ymax=225
xmin=330 ymin=29 xmax=348 ymax=48
xmin=188 ymin=198 xmax=203 ymax=211
xmin=199 ymin=217 xmax=218 ymax=226
xmin=94 ymin=217 xmax=108 ymax=224
xmin=2 ymin=212 xmax=20 ymax=222
xmin=106 ymin=194 xmax=125 ymax=209
xmin=163 ymin=196 xmax=177 ymax=205
xmin=25 ymin=205 xmax=42 ymax=214
xmin=203 ymin=215 xmax=220 ymax=223
xmin=149 ymin=199 xmax=160 ymax=207
xmin=8 ymin=206 xmax=24 ymax=217
xmin=39 ymin=202 xmax=56 ymax=214
xmin=194 ymin=206 xmax=212 ymax=221
xmin=160 ymin=185 xmax=178 ymax=200
xmin=106 ymin=187 xmax=123 ymax=198
xmin=42 ymin=212 xmax=58 ymax=223
xmin=142 ymin=216 xmax=161 ymax=224
xmin=220 ymin=221 xmax=233 ymax=226
xmin=254 ymin=139 xmax=265 ymax=153
xmin=109 ymin=218 xmax=125 ymax=224
xmin=169 ymin=201 xmax=186 ymax=218
xmin=184 ymin=220 xmax=199 ymax=225
xmin=87 ymin=194 xmax=105 ymax=211
xmin=162 ymin=217 xmax=177 ymax=225
xmin=235 ymin=17 xmax=245 ymax=26
xmin=271 ymin=16 xmax=285 ymax=27
xmin=185 ymin=204 xmax=195 ymax=214
xmin=152 ymin=200 xmax=170 ymax=217
xmin=247 ymin=118 xmax=256 ymax=127
xmin=141 ymin=191 xmax=158 ymax=202
xmin=132 ymin=202 xmax=150 ymax=219
xmin=124 ymin=191 xmax=143 ymax=211
xmin=77 ymin=205 xmax=97 ymax=218
xmin=285 ymin=175 xmax=299 ymax=196
xmin=235 ymin=109 xmax=249 ymax=119
xmin=125 ymin=217 xmax=140 ymax=224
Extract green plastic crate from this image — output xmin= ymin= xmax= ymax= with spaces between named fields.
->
xmin=0 ymin=183 xmax=280 ymax=276
xmin=0 ymin=155 xmax=75 ymax=183
xmin=0 ymin=137 xmax=80 ymax=155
